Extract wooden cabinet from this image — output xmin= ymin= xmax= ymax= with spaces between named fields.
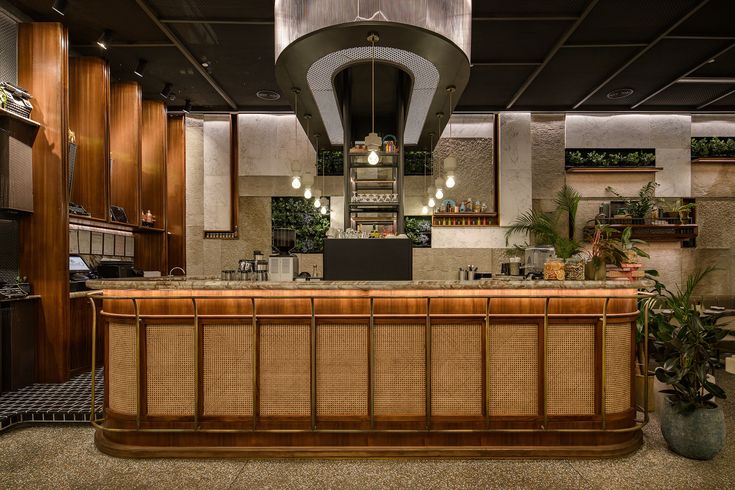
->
xmin=18 ymin=22 xmax=71 ymax=383
xmin=166 ymin=115 xmax=186 ymax=271
xmin=109 ymin=82 xmax=141 ymax=226
xmin=140 ymin=100 xmax=166 ymax=230
xmin=68 ymin=58 xmax=110 ymax=220
xmin=69 ymin=296 xmax=103 ymax=376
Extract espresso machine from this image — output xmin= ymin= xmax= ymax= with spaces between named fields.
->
xmin=268 ymin=228 xmax=298 ymax=282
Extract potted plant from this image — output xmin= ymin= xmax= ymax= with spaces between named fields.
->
xmin=505 ymin=185 xmax=582 ymax=280
xmin=649 ymin=267 xmax=728 ymax=460
xmin=606 ymin=181 xmax=659 ymax=224
xmin=582 ymin=224 xmax=627 ymax=280
xmin=675 ymin=202 xmax=696 ymax=224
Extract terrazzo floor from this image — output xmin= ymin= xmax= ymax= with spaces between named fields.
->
xmin=0 ymin=371 xmax=733 ymax=489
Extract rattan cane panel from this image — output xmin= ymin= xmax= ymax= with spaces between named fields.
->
xmin=606 ymin=323 xmax=632 ymax=414
xmin=108 ymin=322 xmax=137 ymax=415
xmin=431 ymin=323 xmax=482 ymax=416
xmin=374 ymin=324 xmax=425 ymax=416
xmin=259 ymin=324 xmax=310 ymax=416
xmin=488 ymin=324 xmax=538 ymax=416
xmin=203 ymin=324 xmax=253 ymax=416
xmin=146 ymin=324 xmax=195 ymax=416
xmin=548 ymin=324 xmax=595 ymax=416
xmin=317 ymin=324 xmax=368 ymax=416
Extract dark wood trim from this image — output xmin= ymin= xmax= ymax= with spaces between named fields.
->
xmin=230 ymin=114 xmax=239 ymax=233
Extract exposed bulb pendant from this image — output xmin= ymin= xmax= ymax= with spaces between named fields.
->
xmin=444 ymin=86 xmax=457 ymax=188
xmin=291 ymin=175 xmax=302 ymax=189
xmin=290 ymin=88 xmax=302 ymax=190
xmin=320 ymin=205 xmax=328 ymax=215
xmin=313 ymin=189 xmax=322 ymax=208
xmin=364 ymin=33 xmax=381 ymax=166
xmin=428 ymin=195 xmax=436 ymax=208
xmin=302 ymin=174 xmax=314 ymax=198
xmin=290 ymin=160 xmax=302 ymax=189
xmin=421 ymin=205 xmax=429 ymax=215
xmin=435 ymin=177 xmax=445 ymax=200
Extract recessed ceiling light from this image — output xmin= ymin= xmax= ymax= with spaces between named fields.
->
xmin=133 ymin=59 xmax=147 ymax=78
xmin=606 ymin=87 xmax=635 ymax=100
xmin=256 ymin=89 xmax=281 ymax=101
xmin=96 ymin=29 xmax=112 ymax=50
xmin=51 ymin=0 xmax=66 ymax=16
xmin=201 ymin=61 xmax=210 ymax=68
xmin=183 ymin=99 xmax=192 ymax=113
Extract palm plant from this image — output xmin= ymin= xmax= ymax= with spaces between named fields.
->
xmin=505 ymin=185 xmax=582 ymax=259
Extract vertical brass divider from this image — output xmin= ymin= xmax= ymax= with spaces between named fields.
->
xmin=193 ymin=298 xmax=200 ymax=430
xmin=310 ymin=297 xmax=317 ymax=431
xmin=601 ymin=297 xmax=609 ymax=430
xmin=643 ymin=302 xmax=650 ymax=425
xmin=425 ymin=297 xmax=432 ymax=431
xmin=134 ymin=299 xmax=141 ymax=430
xmin=485 ymin=297 xmax=491 ymax=427
xmin=543 ymin=297 xmax=549 ymax=429
xmin=88 ymin=296 xmax=98 ymax=424
xmin=251 ymin=298 xmax=257 ymax=431
xmin=369 ymin=297 xmax=375 ymax=429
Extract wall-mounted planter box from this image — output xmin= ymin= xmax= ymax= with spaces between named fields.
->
xmin=565 ymin=148 xmax=656 ymax=170
xmin=691 ymin=137 xmax=735 ymax=162
xmin=566 ymin=167 xmax=663 ymax=173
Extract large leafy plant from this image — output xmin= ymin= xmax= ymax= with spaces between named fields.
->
xmin=648 ymin=267 xmax=728 ymax=414
xmin=606 ymin=181 xmax=659 ymax=219
xmin=271 ymin=197 xmax=330 ymax=253
xmin=404 ymin=216 xmax=432 ymax=247
xmin=505 ymin=185 xmax=582 ymax=259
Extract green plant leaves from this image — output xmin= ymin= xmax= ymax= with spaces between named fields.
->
xmin=271 ymin=197 xmax=330 ymax=253
xmin=691 ymin=137 xmax=735 ymax=158
xmin=565 ymin=148 xmax=656 ymax=167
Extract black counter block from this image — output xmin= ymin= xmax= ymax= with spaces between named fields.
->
xmin=324 ymin=238 xmax=412 ymax=281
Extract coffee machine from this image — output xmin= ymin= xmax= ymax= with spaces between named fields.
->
xmin=268 ymin=228 xmax=298 ymax=282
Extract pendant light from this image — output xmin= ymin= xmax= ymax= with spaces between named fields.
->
xmin=421 ymin=133 xmax=433 ymax=215
xmin=365 ymin=33 xmax=382 ymax=166
xmin=444 ymin=86 xmax=457 ymax=189
xmin=424 ymin=133 xmax=436 ymax=209
xmin=434 ymin=177 xmax=445 ymax=200
xmin=316 ymin=133 xmax=328 ymax=214
xmin=431 ymin=113 xmax=444 ymax=200
xmin=290 ymin=88 xmax=302 ymax=189
xmin=302 ymin=174 xmax=314 ymax=198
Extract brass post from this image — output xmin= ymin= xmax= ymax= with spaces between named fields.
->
xmin=251 ymin=297 xmax=257 ymax=431
xmin=88 ymin=296 xmax=98 ymax=425
xmin=485 ymin=296 xmax=491 ymax=427
xmin=134 ymin=298 xmax=141 ymax=430
xmin=543 ymin=296 xmax=549 ymax=429
xmin=602 ymin=297 xmax=609 ymax=430
xmin=192 ymin=298 xmax=199 ymax=430
xmin=310 ymin=297 xmax=317 ymax=431
xmin=369 ymin=297 xmax=375 ymax=430
xmin=425 ymin=297 xmax=431 ymax=431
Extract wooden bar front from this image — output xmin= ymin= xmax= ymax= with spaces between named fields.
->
xmin=91 ymin=283 xmax=644 ymax=458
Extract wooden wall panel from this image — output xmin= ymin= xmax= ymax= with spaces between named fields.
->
xmin=17 ymin=23 xmax=70 ymax=383
xmin=69 ymin=296 xmax=104 ymax=376
xmin=69 ymin=57 xmax=109 ymax=220
xmin=166 ymin=115 xmax=186 ymax=271
xmin=109 ymin=82 xmax=141 ymax=226
xmin=134 ymin=231 xmax=167 ymax=274
xmin=140 ymin=100 xmax=166 ymax=229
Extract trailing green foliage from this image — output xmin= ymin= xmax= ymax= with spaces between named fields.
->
xmin=404 ymin=216 xmax=432 ymax=247
xmin=691 ymin=137 xmax=735 ymax=159
xmin=317 ymin=150 xmax=344 ymax=176
xmin=644 ymin=267 xmax=729 ymax=414
xmin=565 ymin=148 xmax=656 ymax=167
xmin=404 ymin=151 xmax=433 ymax=176
xmin=271 ymin=197 xmax=330 ymax=253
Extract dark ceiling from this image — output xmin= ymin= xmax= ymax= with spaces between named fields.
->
xmin=5 ymin=0 xmax=735 ymax=113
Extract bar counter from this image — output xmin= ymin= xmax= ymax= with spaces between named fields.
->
xmin=87 ymin=278 xmax=650 ymax=458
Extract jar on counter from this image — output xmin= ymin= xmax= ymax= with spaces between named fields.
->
xmin=543 ymin=258 xmax=565 ymax=281
xmin=564 ymin=259 xmax=585 ymax=281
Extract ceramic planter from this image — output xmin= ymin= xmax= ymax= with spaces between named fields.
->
xmin=659 ymin=396 xmax=726 ymax=460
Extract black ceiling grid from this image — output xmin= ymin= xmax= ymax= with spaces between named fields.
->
xmin=4 ymin=0 xmax=735 ymax=113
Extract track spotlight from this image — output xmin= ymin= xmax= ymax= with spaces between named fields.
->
xmin=160 ymin=83 xmax=173 ymax=100
xmin=183 ymin=99 xmax=192 ymax=113
xmin=96 ymin=29 xmax=112 ymax=50
xmin=51 ymin=0 xmax=67 ymax=16
xmin=133 ymin=59 xmax=147 ymax=78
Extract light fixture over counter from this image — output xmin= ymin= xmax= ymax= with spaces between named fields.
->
xmin=274 ymin=0 xmax=471 ymax=151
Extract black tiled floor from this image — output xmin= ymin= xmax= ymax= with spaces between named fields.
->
xmin=0 ymin=368 xmax=103 ymax=432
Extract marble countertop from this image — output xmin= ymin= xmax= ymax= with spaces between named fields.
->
xmin=87 ymin=277 xmax=652 ymax=291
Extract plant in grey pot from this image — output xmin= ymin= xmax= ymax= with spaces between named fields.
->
xmin=650 ymin=267 xmax=728 ymax=460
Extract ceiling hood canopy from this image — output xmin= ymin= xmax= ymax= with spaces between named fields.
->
xmin=274 ymin=0 xmax=472 ymax=150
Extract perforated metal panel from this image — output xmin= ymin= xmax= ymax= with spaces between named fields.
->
xmin=307 ymin=46 xmax=439 ymax=145
xmin=0 ymin=11 xmax=17 ymax=85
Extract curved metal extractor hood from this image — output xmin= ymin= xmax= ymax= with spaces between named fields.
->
xmin=274 ymin=0 xmax=472 ymax=150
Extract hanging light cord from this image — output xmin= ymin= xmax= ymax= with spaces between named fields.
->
xmin=371 ymin=36 xmax=375 ymax=134
xmin=448 ymin=90 xmax=453 ymax=139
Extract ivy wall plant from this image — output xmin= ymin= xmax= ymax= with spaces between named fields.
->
xmin=317 ymin=150 xmax=344 ymax=176
xmin=404 ymin=216 xmax=432 ymax=247
xmin=404 ymin=151 xmax=433 ymax=176
xmin=691 ymin=137 xmax=735 ymax=159
xmin=271 ymin=197 xmax=330 ymax=253
xmin=565 ymin=148 xmax=656 ymax=168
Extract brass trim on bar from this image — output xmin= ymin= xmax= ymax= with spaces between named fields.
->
xmin=88 ymin=297 xmax=98 ymax=424
xmin=601 ymin=297 xmax=609 ymax=430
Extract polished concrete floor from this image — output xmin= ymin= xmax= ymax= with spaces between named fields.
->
xmin=1 ymin=371 xmax=733 ymax=489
